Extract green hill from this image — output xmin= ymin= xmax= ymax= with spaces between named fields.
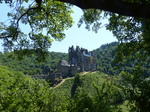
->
xmin=93 ymin=42 xmax=119 ymax=75
xmin=0 ymin=51 xmax=68 ymax=75
xmin=93 ymin=42 xmax=150 ymax=76
xmin=0 ymin=41 xmax=149 ymax=112
xmin=50 ymin=71 xmax=129 ymax=112
xmin=0 ymin=67 xmax=130 ymax=112
xmin=1 ymin=41 xmax=150 ymax=77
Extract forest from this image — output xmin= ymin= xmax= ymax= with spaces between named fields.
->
xmin=93 ymin=42 xmax=150 ymax=76
xmin=0 ymin=51 xmax=68 ymax=75
xmin=1 ymin=42 xmax=150 ymax=76
xmin=0 ymin=42 xmax=150 ymax=111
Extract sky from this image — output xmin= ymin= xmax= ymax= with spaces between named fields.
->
xmin=49 ymin=6 xmax=117 ymax=53
xmin=0 ymin=3 xmax=117 ymax=53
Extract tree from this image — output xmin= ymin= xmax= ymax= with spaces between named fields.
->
xmin=0 ymin=0 xmax=73 ymax=59
xmin=1 ymin=0 xmax=150 ymax=56
xmin=0 ymin=51 xmax=68 ymax=75
xmin=0 ymin=66 xmax=51 ymax=111
xmin=56 ymin=0 xmax=150 ymax=55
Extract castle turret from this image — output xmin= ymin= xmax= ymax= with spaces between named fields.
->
xmin=68 ymin=46 xmax=96 ymax=72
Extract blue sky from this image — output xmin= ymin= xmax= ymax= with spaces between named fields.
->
xmin=0 ymin=4 xmax=117 ymax=53
xmin=49 ymin=6 xmax=117 ymax=53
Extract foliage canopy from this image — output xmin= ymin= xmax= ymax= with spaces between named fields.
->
xmin=0 ymin=66 xmax=51 ymax=111
xmin=0 ymin=0 xmax=73 ymax=58
xmin=0 ymin=0 xmax=150 ymax=59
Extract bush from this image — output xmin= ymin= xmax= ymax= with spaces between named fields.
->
xmin=0 ymin=66 xmax=51 ymax=112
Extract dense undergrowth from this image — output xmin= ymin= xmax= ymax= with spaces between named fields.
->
xmin=0 ymin=66 xmax=131 ymax=112
xmin=52 ymin=72 xmax=128 ymax=112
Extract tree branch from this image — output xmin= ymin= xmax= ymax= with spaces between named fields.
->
xmin=16 ymin=7 xmax=39 ymax=30
xmin=56 ymin=0 xmax=150 ymax=18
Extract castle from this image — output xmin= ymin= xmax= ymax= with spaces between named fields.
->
xmin=57 ymin=46 xmax=96 ymax=77
xmin=32 ymin=46 xmax=96 ymax=86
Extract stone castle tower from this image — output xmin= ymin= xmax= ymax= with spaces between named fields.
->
xmin=57 ymin=46 xmax=96 ymax=77
xmin=68 ymin=46 xmax=96 ymax=72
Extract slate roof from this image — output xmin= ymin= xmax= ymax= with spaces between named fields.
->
xmin=59 ymin=60 xmax=69 ymax=66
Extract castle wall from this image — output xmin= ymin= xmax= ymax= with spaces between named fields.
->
xmin=31 ymin=46 xmax=96 ymax=86
xmin=69 ymin=66 xmax=78 ymax=76
xmin=68 ymin=46 xmax=96 ymax=72
xmin=56 ymin=46 xmax=96 ymax=79
xmin=57 ymin=65 xmax=70 ymax=77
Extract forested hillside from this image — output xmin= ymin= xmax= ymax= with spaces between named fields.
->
xmin=50 ymin=72 xmax=128 ymax=112
xmin=1 ymin=0 xmax=150 ymax=111
xmin=0 ymin=42 xmax=150 ymax=111
xmin=0 ymin=68 xmax=128 ymax=112
xmin=0 ymin=51 xmax=68 ymax=75
xmin=93 ymin=42 xmax=119 ymax=75
xmin=93 ymin=42 xmax=150 ymax=76
xmin=1 ymin=41 xmax=150 ymax=76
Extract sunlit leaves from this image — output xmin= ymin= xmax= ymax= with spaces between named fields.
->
xmin=77 ymin=2 xmax=150 ymax=55
xmin=78 ymin=9 xmax=102 ymax=33
xmin=27 ymin=0 xmax=73 ymax=41
xmin=0 ymin=0 xmax=73 ymax=59
xmin=106 ymin=14 xmax=142 ymax=42
xmin=0 ymin=66 xmax=51 ymax=111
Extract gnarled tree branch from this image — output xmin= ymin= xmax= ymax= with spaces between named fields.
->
xmin=57 ymin=0 xmax=150 ymax=18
